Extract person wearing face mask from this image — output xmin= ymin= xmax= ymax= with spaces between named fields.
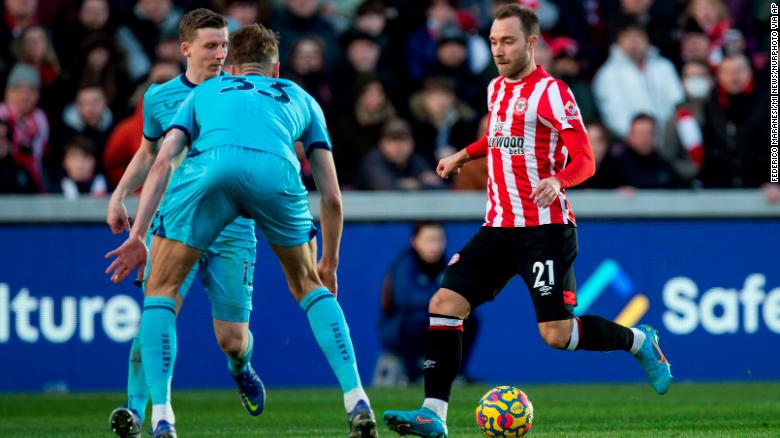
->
xmin=659 ymin=60 xmax=711 ymax=185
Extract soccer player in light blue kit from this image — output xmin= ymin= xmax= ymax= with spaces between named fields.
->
xmin=105 ymin=10 xmax=264 ymax=438
xmin=105 ymin=23 xmax=379 ymax=438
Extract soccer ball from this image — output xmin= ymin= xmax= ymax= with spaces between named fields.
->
xmin=475 ymin=386 xmax=534 ymax=437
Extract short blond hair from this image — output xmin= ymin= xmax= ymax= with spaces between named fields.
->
xmin=229 ymin=23 xmax=280 ymax=69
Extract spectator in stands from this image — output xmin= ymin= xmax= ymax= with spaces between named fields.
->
xmin=332 ymin=29 xmax=391 ymax=113
xmin=103 ymin=62 xmax=181 ymax=188
xmin=11 ymin=25 xmax=67 ymax=121
xmin=52 ymin=135 xmax=106 ymax=199
xmin=270 ymin=0 xmax=339 ymax=71
xmin=603 ymin=0 xmax=680 ymax=62
xmin=55 ymin=0 xmax=114 ymax=74
xmin=681 ymin=0 xmax=733 ymax=66
xmin=379 ymin=221 xmax=479 ymax=383
xmin=75 ymin=34 xmax=130 ymax=117
xmin=700 ymin=53 xmax=770 ymax=189
xmin=578 ymin=119 xmax=621 ymax=189
xmin=285 ymin=36 xmax=334 ymax=116
xmin=679 ymin=30 xmax=712 ymax=66
xmin=154 ymin=27 xmax=184 ymax=67
xmin=225 ymin=0 xmax=259 ymax=31
xmin=408 ymin=77 xmax=477 ymax=168
xmin=0 ymin=63 xmax=48 ymax=192
xmin=332 ymin=76 xmax=395 ymax=188
xmin=426 ymin=27 xmax=483 ymax=110
xmin=61 ymin=85 xmax=113 ymax=168
xmin=116 ymin=0 xmax=182 ymax=82
xmin=661 ymin=61 xmax=712 ymax=185
xmin=0 ymin=0 xmax=39 ymax=70
xmin=452 ymin=113 xmax=487 ymax=191
xmin=0 ymin=119 xmax=36 ymax=193
xmin=611 ymin=114 xmax=683 ymax=189
xmin=405 ymin=0 xmax=460 ymax=83
xmin=353 ymin=0 xmax=388 ymax=46
xmin=548 ymin=36 xmax=597 ymax=122
xmin=359 ymin=118 xmax=444 ymax=190
xmin=593 ymin=19 xmax=683 ymax=138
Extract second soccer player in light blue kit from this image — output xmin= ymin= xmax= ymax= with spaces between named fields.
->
xmin=106 ymin=23 xmax=378 ymax=438
xmin=106 ymin=9 xmax=264 ymax=438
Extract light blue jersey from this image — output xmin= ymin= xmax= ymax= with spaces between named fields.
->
xmin=169 ymin=75 xmax=331 ymax=170
xmin=143 ymin=73 xmax=256 ymax=247
xmin=158 ymin=74 xmax=328 ymax=250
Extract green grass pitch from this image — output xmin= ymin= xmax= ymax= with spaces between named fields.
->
xmin=0 ymin=383 xmax=778 ymax=437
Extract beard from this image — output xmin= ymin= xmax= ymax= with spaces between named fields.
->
xmin=496 ymin=45 xmax=532 ymax=79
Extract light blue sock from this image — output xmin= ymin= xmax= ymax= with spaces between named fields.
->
xmin=127 ymin=334 xmax=149 ymax=420
xmin=227 ymin=330 xmax=254 ymax=376
xmin=140 ymin=297 xmax=177 ymax=405
xmin=300 ymin=287 xmax=362 ymax=393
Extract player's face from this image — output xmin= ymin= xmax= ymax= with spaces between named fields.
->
xmin=490 ymin=17 xmax=537 ymax=80
xmin=184 ymin=27 xmax=229 ymax=78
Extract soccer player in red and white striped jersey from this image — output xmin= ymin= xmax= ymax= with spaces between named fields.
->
xmin=383 ymin=6 xmax=672 ymax=437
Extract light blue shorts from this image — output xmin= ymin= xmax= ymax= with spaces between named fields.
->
xmin=155 ymin=145 xmax=315 ymax=250
xmin=143 ymin=231 xmax=255 ymax=323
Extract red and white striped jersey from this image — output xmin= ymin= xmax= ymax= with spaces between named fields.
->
xmin=483 ymin=66 xmax=586 ymax=227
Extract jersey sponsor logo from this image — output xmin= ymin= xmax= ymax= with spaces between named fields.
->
xmin=514 ymin=97 xmax=528 ymax=116
xmin=448 ymin=253 xmax=460 ymax=266
xmin=163 ymin=100 xmax=182 ymax=110
xmin=488 ymin=136 xmax=526 ymax=155
xmin=560 ymin=101 xmax=579 ymax=121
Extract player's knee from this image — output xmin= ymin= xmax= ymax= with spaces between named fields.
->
xmin=428 ymin=289 xmax=470 ymax=319
xmin=539 ymin=325 xmax=569 ymax=349
xmin=216 ymin=331 xmax=247 ymax=358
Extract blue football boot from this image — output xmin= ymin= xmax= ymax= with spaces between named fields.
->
xmin=108 ymin=406 xmax=142 ymax=438
xmin=232 ymin=363 xmax=266 ymax=416
xmin=347 ymin=399 xmax=379 ymax=438
xmin=383 ymin=407 xmax=448 ymax=437
xmin=634 ymin=324 xmax=672 ymax=394
xmin=152 ymin=420 xmax=176 ymax=438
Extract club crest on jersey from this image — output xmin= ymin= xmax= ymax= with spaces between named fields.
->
xmin=514 ymin=97 xmax=528 ymax=116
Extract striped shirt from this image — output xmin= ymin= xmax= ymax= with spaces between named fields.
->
xmin=479 ymin=66 xmax=587 ymax=227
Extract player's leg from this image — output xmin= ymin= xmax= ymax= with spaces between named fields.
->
xmin=199 ymin=245 xmax=265 ymax=415
xmin=518 ymin=225 xmax=671 ymax=394
xmin=141 ymin=236 xmax=202 ymax=434
xmin=384 ymin=228 xmax=514 ymax=437
xmin=111 ymin=235 xmax=191 ymax=438
xmin=271 ymin=240 xmax=377 ymax=437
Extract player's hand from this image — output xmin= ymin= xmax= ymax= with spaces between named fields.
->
xmin=105 ymin=235 xmax=147 ymax=284
xmin=531 ymin=177 xmax=562 ymax=208
xmin=106 ymin=198 xmax=131 ymax=234
xmin=436 ymin=153 xmax=464 ymax=179
xmin=317 ymin=262 xmax=338 ymax=297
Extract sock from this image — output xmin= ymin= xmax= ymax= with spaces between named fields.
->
xmin=629 ymin=327 xmax=646 ymax=355
xmin=227 ymin=330 xmax=254 ymax=376
xmin=344 ymin=387 xmax=370 ymax=412
xmin=424 ymin=314 xmax=463 ymax=403
xmin=575 ymin=315 xmax=634 ymax=351
xmin=126 ymin=334 xmax=149 ymax=421
xmin=140 ymin=296 xmax=177 ymax=427
xmin=300 ymin=288 xmax=363 ymax=400
xmin=422 ymin=397 xmax=448 ymax=421
xmin=151 ymin=403 xmax=175 ymax=430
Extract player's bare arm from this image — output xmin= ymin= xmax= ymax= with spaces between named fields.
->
xmin=310 ymin=148 xmax=342 ymax=295
xmin=106 ymin=138 xmax=157 ymax=234
xmin=105 ymin=129 xmax=189 ymax=284
xmin=437 ymin=148 xmax=472 ymax=179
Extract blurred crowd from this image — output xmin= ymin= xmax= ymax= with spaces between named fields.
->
xmin=0 ymin=0 xmax=775 ymax=199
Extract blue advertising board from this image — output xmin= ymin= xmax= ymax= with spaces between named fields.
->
xmin=0 ymin=220 xmax=778 ymax=392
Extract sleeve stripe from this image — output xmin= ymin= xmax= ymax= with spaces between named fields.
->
xmin=143 ymin=132 xmax=161 ymax=142
xmin=305 ymin=141 xmax=331 ymax=157
xmin=166 ymin=124 xmax=192 ymax=144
